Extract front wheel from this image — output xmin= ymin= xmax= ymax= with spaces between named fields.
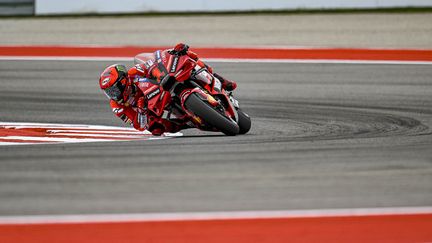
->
xmin=185 ymin=93 xmax=239 ymax=136
xmin=237 ymin=108 xmax=251 ymax=134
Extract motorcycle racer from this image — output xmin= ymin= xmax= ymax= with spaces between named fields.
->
xmin=98 ymin=43 xmax=237 ymax=136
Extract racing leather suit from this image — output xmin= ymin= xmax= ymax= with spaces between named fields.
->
xmin=108 ymin=67 xmax=179 ymax=136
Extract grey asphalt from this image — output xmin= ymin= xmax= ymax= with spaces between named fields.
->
xmin=0 ymin=60 xmax=431 ymax=215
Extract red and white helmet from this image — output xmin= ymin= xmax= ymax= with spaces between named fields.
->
xmin=99 ymin=64 xmax=129 ymax=102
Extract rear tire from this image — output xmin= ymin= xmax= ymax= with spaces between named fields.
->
xmin=237 ymin=109 xmax=251 ymax=134
xmin=185 ymin=93 xmax=239 ymax=136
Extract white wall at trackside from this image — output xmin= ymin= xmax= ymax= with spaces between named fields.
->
xmin=35 ymin=0 xmax=432 ymax=15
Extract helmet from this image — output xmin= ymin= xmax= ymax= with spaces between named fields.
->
xmin=99 ymin=64 xmax=129 ymax=102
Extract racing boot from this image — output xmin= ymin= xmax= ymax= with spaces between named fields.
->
xmin=149 ymin=123 xmax=165 ymax=136
xmin=214 ymin=73 xmax=237 ymax=91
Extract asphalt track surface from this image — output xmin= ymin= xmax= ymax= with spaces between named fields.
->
xmin=0 ymin=59 xmax=431 ymax=216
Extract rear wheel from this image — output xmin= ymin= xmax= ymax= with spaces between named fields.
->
xmin=237 ymin=109 xmax=251 ymax=134
xmin=185 ymin=93 xmax=239 ymax=136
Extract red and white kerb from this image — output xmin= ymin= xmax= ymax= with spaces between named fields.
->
xmin=0 ymin=122 xmax=181 ymax=146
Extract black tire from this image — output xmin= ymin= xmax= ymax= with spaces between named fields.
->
xmin=237 ymin=108 xmax=252 ymax=134
xmin=185 ymin=93 xmax=239 ymax=136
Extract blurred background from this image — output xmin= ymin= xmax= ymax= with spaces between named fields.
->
xmin=0 ymin=0 xmax=432 ymax=48
xmin=2 ymin=0 xmax=432 ymax=15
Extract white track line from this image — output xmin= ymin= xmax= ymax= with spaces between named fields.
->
xmin=0 ymin=142 xmax=38 ymax=146
xmin=1 ymin=136 xmax=122 ymax=143
xmin=1 ymin=56 xmax=431 ymax=65
xmin=46 ymin=130 xmax=147 ymax=134
xmin=0 ymin=207 xmax=431 ymax=225
xmin=46 ymin=133 xmax=147 ymax=138
xmin=0 ymin=122 xmax=138 ymax=130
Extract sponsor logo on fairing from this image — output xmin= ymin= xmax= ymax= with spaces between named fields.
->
xmin=146 ymin=88 xmax=161 ymax=100
xmin=170 ymin=56 xmax=179 ymax=73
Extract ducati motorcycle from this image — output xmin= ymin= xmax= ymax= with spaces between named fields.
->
xmin=134 ymin=50 xmax=251 ymax=136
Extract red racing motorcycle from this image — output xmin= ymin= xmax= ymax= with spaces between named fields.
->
xmin=134 ymin=50 xmax=251 ymax=136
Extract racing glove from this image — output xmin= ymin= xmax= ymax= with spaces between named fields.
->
xmin=173 ymin=43 xmax=189 ymax=56
xmin=214 ymin=73 xmax=237 ymax=91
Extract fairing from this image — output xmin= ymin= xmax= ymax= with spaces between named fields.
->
xmin=133 ymin=50 xmax=239 ymax=131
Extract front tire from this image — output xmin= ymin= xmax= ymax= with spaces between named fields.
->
xmin=237 ymin=108 xmax=251 ymax=134
xmin=185 ymin=93 xmax=239 ymax=136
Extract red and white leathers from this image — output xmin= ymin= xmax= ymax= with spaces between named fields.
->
xmin=108 ymin=68 xmax=181 ymax=136
xmin=105 ymin=44 xmax=236 ymax=135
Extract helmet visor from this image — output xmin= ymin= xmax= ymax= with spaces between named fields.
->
xmin=104 ymin=79 xmax=125 ymax=101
